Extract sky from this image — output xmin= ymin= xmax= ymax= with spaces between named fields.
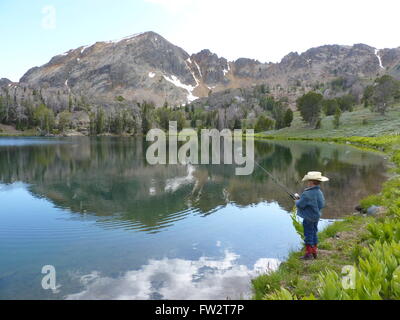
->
xmin=0 ymin=0 xmax=399 ymax=82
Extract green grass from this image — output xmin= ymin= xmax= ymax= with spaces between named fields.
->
xmin=0 ymin=128 xmax=38 ymax=137
xmin=261 ymin=104 xmax=400 ymax=138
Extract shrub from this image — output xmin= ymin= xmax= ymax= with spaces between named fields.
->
xmin=323 ymin=99 xmax=339 ymax=116
xmin=291 ymin=209 xmax=304 ymax=240
xmin=255 ymin=115 xmax=275 ymax=132
xmin=296 ymin=91 xmax=323 ymax=127
xmin=336 ymin=94 xmax=356 ymax=112
xmin=58 ymin=110 xmax=72 ymax=132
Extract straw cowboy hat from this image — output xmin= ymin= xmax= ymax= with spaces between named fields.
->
xmin=302 ymin=171 xmax=329 ymax=182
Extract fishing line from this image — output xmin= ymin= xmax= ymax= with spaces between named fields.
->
xmin=253 ymin=160 xmax=297 ymax=200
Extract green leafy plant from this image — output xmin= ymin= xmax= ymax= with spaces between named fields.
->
xmin=265 ymin=288 xmax=298 ymax=300
xmin=367 ymin=219 xmax=400 ymax=243
xmin=291 ymin=207 xmax=304 ymax=240
xmin=316 ymin=241 xmax=400 ymax=300
xmin=360 ymin=194 xmax=383 ymax=210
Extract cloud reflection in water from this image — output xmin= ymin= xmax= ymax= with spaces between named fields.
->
xmin=66 ymin=250 xmax=280 ymax=300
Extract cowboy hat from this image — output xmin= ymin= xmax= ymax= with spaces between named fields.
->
xmin=302 ymin=171 xmax=329 ymax=182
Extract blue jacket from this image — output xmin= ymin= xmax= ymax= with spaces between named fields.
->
xmin=295 ymin=186 xmax=325 ymax=222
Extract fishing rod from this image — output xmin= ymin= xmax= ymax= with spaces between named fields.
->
xmin=253 ymin=160 xmax=298 ymax=200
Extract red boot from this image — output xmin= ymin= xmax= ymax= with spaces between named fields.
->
xmin=300 ymin=245 xmax=313 ymax=260
xmin=312 ymin=245 xmax=318 ymax=259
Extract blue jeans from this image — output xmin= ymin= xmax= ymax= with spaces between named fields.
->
xmin=303 ymin=219 xmax=319 ymax=246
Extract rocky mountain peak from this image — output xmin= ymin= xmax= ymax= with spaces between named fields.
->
xmin=191 ymin=49 xmax=230 ymax=86
xmin=0 ymin=78 xmax=11 ymax=87
xmin=6 ymin=32 xmax=400 ymax=109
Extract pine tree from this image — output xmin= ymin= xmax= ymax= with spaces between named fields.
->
xmin=296 ymin=92 xmax=323 ymax=127
xmin=96 ymin=108 xmax=106 ymax=134
xmin=370 ymin=75 xmax=400 ymax=115
xmin=333 ymin=106 xmax=342 ymax=129
xmin=233 ymin=118 xmax=241 ymax=129
xmin=59 ymin=111 xmax=72 ymax=133
xmin=33 ymin=104 xmax=55 ymax=134
xmin=283 ymin=109 xmax=294 ymax=128
xmin=0 ymin=96 xmax=5 ymax=123
xmin=89 ymin=111 xmax=96 ymax=135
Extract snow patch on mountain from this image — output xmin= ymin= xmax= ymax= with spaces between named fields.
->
xmin=65 ymin=79 xmax=71 ymax=92
xmin=108 ymin=32 xmax=145 ymax=44
xmin=194 ymin=61 xmax=203 ymax=78
xmin=375 ymin=49 xmax=385 ymax=69
xmin=185 ymin=60 xmax=200 ymax=87
xmin=223 ymin=61 xmax=231 ymax=76
xmin=80 ymin=45 xmax=91 ymax=54
xmin=163 ymin=75 xmax=198 ymax=103
xmin=78 ymin=33 xmax=145 ymax=56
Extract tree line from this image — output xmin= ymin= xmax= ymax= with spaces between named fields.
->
xmin=1 ymin=75 xmax=398 ymax=135
xmin=296 ymin=75 xmax=400 ymax=129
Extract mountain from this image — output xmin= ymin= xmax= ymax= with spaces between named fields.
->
xmin=1 ymin=31 xmax=400 ymax=135
xmin=9 ymin=32 xmax=400 ymax=107
xmin=0 ymin=78 xmax=11 ymax=87
xmin=20 ymin=32 xmax=199 ymax=106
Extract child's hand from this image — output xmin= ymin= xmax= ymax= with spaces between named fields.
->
xmin=294 ymin=193 xmax=300 ymax=200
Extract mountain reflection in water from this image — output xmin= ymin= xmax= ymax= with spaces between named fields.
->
xmin=0 ymin=137 xmax=387 ymax=232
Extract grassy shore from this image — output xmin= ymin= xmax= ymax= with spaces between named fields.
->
xmin=0 ymin=124 xmax=38 ymax=136
xmin=252 ymin=133 xmax=400 ymax=300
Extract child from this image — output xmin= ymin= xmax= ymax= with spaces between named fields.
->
xmin=295 ymin=171 xmax=329 ymax=260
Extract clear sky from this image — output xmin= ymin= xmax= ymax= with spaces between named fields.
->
xmin=1 ymin=0 xmax=399 ymax=82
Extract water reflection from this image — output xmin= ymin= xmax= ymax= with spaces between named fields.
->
xmin=0 ymin=137 xmax=388 ymax=300
xmin=66 ymin=249 xmax=280 ymax=300
xmin=0 ymin=137 xmax=388 ymax=234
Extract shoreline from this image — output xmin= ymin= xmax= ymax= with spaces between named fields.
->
xmin=251 ymin=134 xmax=400 ymax=300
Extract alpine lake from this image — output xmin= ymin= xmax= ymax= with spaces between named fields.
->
xmin=0 ymin=137 xmax=388 ymax=299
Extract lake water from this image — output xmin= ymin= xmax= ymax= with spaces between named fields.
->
xmin=0 ymin=137 xmax=388 ymax=300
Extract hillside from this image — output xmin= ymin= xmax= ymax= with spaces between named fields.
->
xmin=260 ymin=104 xmax=400 ymax=138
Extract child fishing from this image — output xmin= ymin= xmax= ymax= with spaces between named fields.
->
xmin=294 ymin=171 xmax=329 ymax=260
